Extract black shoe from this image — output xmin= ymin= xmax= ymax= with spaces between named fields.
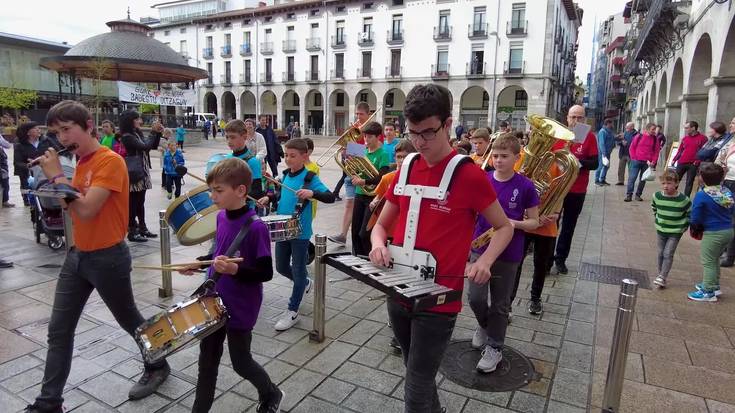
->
xmin=257 ymin=387 xmax=284 ymax=413
xmin=595 ymin=181 xmax=603 ymax=186
xmin=624 ymin=195 xmax=632 ymax=202
xmin=127 ymin=230 xmax=148 ymax=243
xmin=615 ymin=182 xmax=624 ymax=186
xmin=0 ymin=259 xmax=13 ymax=268
xmin=129 ymin=363 xmax=170 ymax=400
xmin=528 ymin=300 xmax=543 ymax=315
xmin=602 ymin=181 xmax=611 ymax=186
xmin=635 ymin=195 xmax=643 ymax=202
xmin=389 ymin=336 xmax=402 ymax=354
xmin=24 ymin=404 xmax=63 ymax=413
xmin=720 ymin=257 xmax=734 ymax=267
xmin=334 ymin=195 xmax=342 ymax=201
xmin=139 ymin=229 xmax=158 ymax=238
xmin=555 ymin=260 xmax=568 ymax=275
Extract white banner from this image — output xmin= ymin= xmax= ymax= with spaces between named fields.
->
xmin=117 ymin=81 xmax=196 ymax=107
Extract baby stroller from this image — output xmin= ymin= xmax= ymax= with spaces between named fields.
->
xmin=28 ymin=157 xmax=75 ymax=250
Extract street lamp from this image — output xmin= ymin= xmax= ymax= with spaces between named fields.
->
xmin=489 ymin=30 xmax=500 ymax=132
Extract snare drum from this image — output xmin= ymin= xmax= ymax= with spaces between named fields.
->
xmin=135 ymin=294 xmax=227 ymax=364
xmin=262 ymin=215 xmax=302 ymax=242
xmin=205 ymin=153 xmax=230 ymax=177
xmin=164 ymin=184 xmax=219 ymax=245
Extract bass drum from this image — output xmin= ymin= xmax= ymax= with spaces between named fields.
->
xmin=164 ymin=184 xmax=219 ymax=245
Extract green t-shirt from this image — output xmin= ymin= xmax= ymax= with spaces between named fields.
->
xmin=100 ymin=134 xmax=115 ymax=149
xmin=355 ymin=146 xmax=390 ymax=196
xmin=652 ymin=191 xmax=691 ymax=234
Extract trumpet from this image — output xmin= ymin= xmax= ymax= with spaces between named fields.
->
xmin=315 ymin=106 xmax=381 ymax=167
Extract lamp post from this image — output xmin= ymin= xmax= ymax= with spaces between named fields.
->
xmin=489 ymin=30 xmax=500 ymax=132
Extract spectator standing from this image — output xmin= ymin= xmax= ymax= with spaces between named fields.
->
xmin=291 ymin=121 xmax=302 ymax=139
xmin=0 ymin=132 xmax=13 ymax=207
xmin=714 ymin=117 xmax=735 ymax=267
xmin=382 ymin=123 xmax=399 ymax=164
xmin=13 ymin=122 xmax=51 ymax=206
xmin=455 ymin=123 xmax=465 ymax=140
xmin=256 ymin=115 xmax=282 ymax=177
xmin=203 ymin=119 xmax=211 ymax=140
xmin=163 ymin=141 xmax=185 ymax=199
xmin=595 ymin=119 xmax=615 ymax=186
xmin=99 ymin=120 xmax=116 ymax=149
xmin=625 ymin=123 xmax=661 ymax=202
xmin=175 ymin=123 xmax=186 ymax=151
xmin=673 ymin=121 xmax=708 ymax=197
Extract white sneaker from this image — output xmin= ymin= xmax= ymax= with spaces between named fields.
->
xmin=471 ymin=327 xmax=487 ymax=349
xmin=653 ymin=276 xmax=666 ymax=288
xmin=274 ymin=310 xmax=299 ymax=331
xmin=477 ymin=345 xmax=503 ymax=373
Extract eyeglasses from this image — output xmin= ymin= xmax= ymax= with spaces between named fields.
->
xmin=403 ymin=122 xmax=445 ymax=142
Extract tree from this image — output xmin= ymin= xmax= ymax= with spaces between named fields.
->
xmin=0 ymin=87 xmax=38 ymax=121
xmin=86 ymin=56 xmax=113 ymax=126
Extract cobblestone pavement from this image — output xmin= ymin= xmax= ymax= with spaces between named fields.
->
xmin=1 ymin=138 xmax=734 ymax=412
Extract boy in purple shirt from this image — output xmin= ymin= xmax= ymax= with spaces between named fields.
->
xmin=469 ymin=134 xmax=540 ymax=373
xmin=180 ymin=157 xmax=283 ymax=413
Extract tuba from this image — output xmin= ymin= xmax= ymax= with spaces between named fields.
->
xmin=336 ymin=154 xmax=381 ymax=195
xmin=315 ymin=106 xmax=381 ymax=167
xmin=471 ymin=114 xmax=580 ymax=249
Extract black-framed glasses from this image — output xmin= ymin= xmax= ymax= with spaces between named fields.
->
xmin=403 ymin=121 xmax=445 ymax=142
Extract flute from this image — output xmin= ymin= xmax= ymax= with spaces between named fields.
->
xmin=27 ymin=144 xmax=78 ymax=168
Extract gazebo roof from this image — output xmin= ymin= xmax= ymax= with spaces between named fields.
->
xmin=40 ymin=18 xmax=207 ymax=83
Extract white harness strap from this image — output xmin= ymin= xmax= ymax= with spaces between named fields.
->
xmin=393 ymin=153 xmax=469 ymax=255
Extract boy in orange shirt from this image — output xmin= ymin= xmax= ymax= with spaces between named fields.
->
xmin=368 ymin=139 xmax=416 ymax=236
xmin=27 ymin=101 xmax=169 ymax=413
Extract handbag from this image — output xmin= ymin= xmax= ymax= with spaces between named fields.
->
xmin=697 ymin=134 xmax=732 ymax=162
xmin=689 ymin=224 xmax=704 ymax=240
xmin=125 ymin=154 xmax=146 ymax=183
xmin=641 ymin=167 xmax=655 ymax=182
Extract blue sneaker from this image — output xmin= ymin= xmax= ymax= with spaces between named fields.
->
xmin=687 ymin=289 xmax=717 ymax=302
xmin=695 ymin=282 xmax=722 ymax=296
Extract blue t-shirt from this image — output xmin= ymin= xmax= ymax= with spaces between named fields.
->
xmin=175 ymin=127 xmax=186 ymax=142
xmin=382 ymin=139 xmax=399 ymax=164
xmin=232 ymin=149 xmax=262 ymax=180
xmin=208 ymin=208 xmax=271 ymax=330
xmin=276 ymin=168 xmax=329 ymax=239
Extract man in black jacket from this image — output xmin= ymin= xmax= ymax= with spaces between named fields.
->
xmin=256 ymin=115 xmax=283 ymax=176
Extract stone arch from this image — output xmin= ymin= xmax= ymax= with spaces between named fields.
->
xmin=282 ymin=90 xmax=300 ymax=126
xmin=667 ymin=59 xmax=685 ymax=139
xmin=221 ymin=91 xmax=236 ymax=121
xmin=685 ymin=34 xmax=712 ymax=128
xmin=260 ymin=90 xmax=277 ymax=128
xmin=239 ymin=91 xmax=256 ymax=120
xmin=657 ymin=72 xmax=668 ymax=108
xmin=204 ymin=92 xmax=217 ymax=115
xmin=496 ymin=85 xmax=527 ymax=130
xmin=459 ymin=86 xmax=490 ymax=130
xmin=329 ymin=89 xmax=350 ymax=135
xmin=670 ymin=59 xmax=684 ymax=101
xmin=355 ymin=89 xmax=378 ymax=112
xmin=649 ymin=82 xmax=657 ymax=112
xmin=383 ymin=88 xmax=406 ymax=131
xmin=716 ymin=16 xmax=735 ymax=122
xmin=305 ymin=89 xmax=324 ymax=135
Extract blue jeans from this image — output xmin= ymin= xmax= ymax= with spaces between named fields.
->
xmin=626 ymin=160 xmax=649 ymax=196
xmin=595 ymin=152 xmax=611 ymax=183
xmin=275 ymin=239 xmax=310 ymax=311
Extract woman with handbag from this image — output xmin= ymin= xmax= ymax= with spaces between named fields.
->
xmin=714 ymin=118 xmax=735 ymax=266
xmin=120 ymin=110 xmax=162 ymax=243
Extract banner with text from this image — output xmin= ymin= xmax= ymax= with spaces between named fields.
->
xmin=117 ymin=81 xmax=196 ymax=107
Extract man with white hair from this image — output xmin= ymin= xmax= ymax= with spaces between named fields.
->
xmin=616 ymin=122 xmax=637 ymax=185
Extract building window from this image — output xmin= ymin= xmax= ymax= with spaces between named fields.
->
xmin=386 ymin=92 xmax=395 ymax=108
xmin=392 ymin=15 xmax=402 ymax=40
xmin=224 ymin=22 xmax=231 ymax=29
xmin=243 ymin=19 xmax=250 ymax=25
xmin=335 ymin=53 xmax=344 ymax=77
xmin=482 ymin=91 xmax=490 ymax=109
xmin=509 ymin=46 xmax=523 ymax=72
xmin=180 ymin=28 xmax=186 ymax=34
xmin=436 ymin=50 xmax=449 ymax=72
xmin=314 ymin=93 xmax=322 ymax=107
xmin=287 ymin=13 xmax=295 ymax=20
xmin=180 ymin=40 xmax=187 ymax=53
xmin=206 ymin=36 xmax=213 ymax=48
xmin=363 ymin=2 xmax=373 ymax=9
xmin=360 ymin=92 xmax=368 ymax=103
xmin=293 ymin=94 xmax=299 ymax=106
xmin=224 ymin=61 xmax=231 ymax=83
xmin=363 ymin=17 xmax=373 ymax=36
xmin=287 ymin=56 xmax=294 ymax=76
xmin=336 ymin=92 xmax=345 ymax=107
xmin=244 ymin=60 xmax=251 ymax=81
xmin=393 ymin=0 xmax=404 ymax=5
xmin=206 ymin=24 xmax=213 ymax=30
xmin=265 ymin=58 xmax=272 ymax=81
xmin=206 ymin=62 xmax=213 ymax=82
xmin=310 ymin=9 xmax=320 ymax=16
xmin=511 ymin=3 xmax=526 ymax=32
xmin=336 ymin=20 xmax=345 ymax=43
xmin=515 ymin=90 xmax=528 ymax=108
xmin=224 ymin=33 xmax=231 ymax=46
xmin=439 ymin=10 xmax=450 ymax=34
xmin=310 ymin=55 xmax=319 ymax=78
xmin=336 ymin=6 xmax=345 ymax=13
xmin=362 ymin=51 xmax=372 ymax=77
xmin=473 ymin=6 xmax=486 ymax=32
xmin=390 ymin=50 xmax=401 ymax=75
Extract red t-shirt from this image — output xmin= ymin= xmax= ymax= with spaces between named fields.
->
xmin=553 ymin=131 xmax=598 ymax=194
xmin=384 ymin=150 xmax=497 ymax=313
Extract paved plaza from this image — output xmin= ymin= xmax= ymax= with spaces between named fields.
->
xmin=1 ymin=138 xmax=734 ymax=412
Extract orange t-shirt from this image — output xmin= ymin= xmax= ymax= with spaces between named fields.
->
xmin=374 ymin=170 xmax=397 ymax=198
xmin=71 ymin=147 xmax=129 ymax=251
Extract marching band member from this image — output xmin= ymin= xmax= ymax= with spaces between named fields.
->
xmin=369 ymin=85 xmax=513 ymax=413
xmin=26 ymin=101 xmax=169 ymax=413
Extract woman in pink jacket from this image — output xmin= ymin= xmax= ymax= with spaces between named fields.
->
xmin=625 ymin=123 xmax=662 ymax=202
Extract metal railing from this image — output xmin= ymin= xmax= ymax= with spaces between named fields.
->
xmin=507 ymin=20 xmax=528 ymax=36
xmin=239 ymin=43 xmax=252 ymax=56
xmin=331 ymin=34 xmax=347 ymax=48
xmin=202 ymin=47 xmax=213 ymax=59
xmin=433 ymin=26 xmax=452 ymax=41
xmin=357 ymin=31 xmax=374 ymax=46
xmin=283 ymin=71 xmax=296 ymax=83
xmin=260 ymin=41 xmax=273 ymax=54
xmin=357 ymin=67 xmax=373 ymax=79
xmin=468 ymin=23 xmax=488 ymax=38
xmin=330 ymin=69 xmax=345 ymax=80
xmin=387 ymin=29 xmax=404 ymax=44
xmin=466 ymin=62 xmax=486 ymax=77
xmin=220 ymin=45 xmax=232 ymax=57
xmin=306 ymin=37 xmax=321 ymax=51
xmin=504 ymin=60 xmax=525 ymax=75
xmin=282 ymin=39 xmax=296 ymax=53
xmin=239 ymin=73 xmax=252 ymax=85
xmin=431 ymin=63 xmax=450 ymax=79
xmin=386 ymin=66 xmax=402 ymax=79
xmin=306 ymin=70 xmax=320 ymax=82
xmin=220 ymin=74 xmax=232 ymax=85
xmin=260 ymin=72 xmax=273 ymax=83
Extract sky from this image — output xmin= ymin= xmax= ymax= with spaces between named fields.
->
xmin=1 ymin=0 xmax=629 ymax=84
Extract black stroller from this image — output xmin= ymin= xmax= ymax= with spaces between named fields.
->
xmin=28 ymin=159 xmax=75 ymax=250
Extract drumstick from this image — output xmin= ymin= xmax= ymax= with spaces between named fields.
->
xmin=264 ymin=175 xmax=299 ymax=194
xmin=133 ymin=257 xmax=244 ymax=270
xmin=185 ymin=170 xmax=260 ymax=203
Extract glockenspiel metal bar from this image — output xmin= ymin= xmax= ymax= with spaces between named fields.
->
xmin=400 ymin=284 xmax=453 ymax=298
xmin=370 ymin=272 xmax=421 ymax=283
xmin=335 ymin=256 xmax=368 ymax=266
xmin=381 ymin=275 xmax=423 ymax=287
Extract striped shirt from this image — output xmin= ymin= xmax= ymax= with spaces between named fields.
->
xmin=651 ymin=191 xmax=691 ymax=234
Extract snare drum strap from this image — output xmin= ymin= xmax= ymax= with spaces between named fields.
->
xmin=283 ymin=169 xmax=316 ymax=218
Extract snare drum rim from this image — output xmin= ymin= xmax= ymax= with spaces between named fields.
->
xmin=165 ymin=184 xmax=221 ymax=245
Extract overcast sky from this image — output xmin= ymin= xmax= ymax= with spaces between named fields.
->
xmin=1 ymin=0 xmax=628 ymax=85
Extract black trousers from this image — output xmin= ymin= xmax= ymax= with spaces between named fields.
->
xmin=554 ymin=192 xmax=587 ymax=264
xmin=333 ymin=171 xmax=347 ymax=195
xmin=128 ymin=190 xmax=148 ymax=231
xmin=18 ymin=172 xmax=30 ymax=205
xmin=165 ymin=175 xmax=182 ymax=197
xmin=351 ymin=194 xmax=374 ymax=256
xmin=675 ymin=163 xmax=698 ymax=198
xmin=1 ymin=177 xmax=9 ymax=203
xmin=512 ymin=233 xmax=557 ymax=304
xmin=192 ymin=326 xmax=275 ymax=412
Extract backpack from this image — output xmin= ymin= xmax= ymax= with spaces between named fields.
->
xmin=112 ymin=139 xmax=127 ymax=157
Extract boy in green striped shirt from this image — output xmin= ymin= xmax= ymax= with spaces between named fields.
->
xmin=651 ymin=170 xmax=691 ymax=288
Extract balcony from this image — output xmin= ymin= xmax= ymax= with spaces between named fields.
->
xmin=282 ymin=39 xmax=296 ymax=53
xmin=357 ymin=31 xmax=374 ymax=47
xmin=260 ymin=72 xmax=273 ymax=84
xmin=283 ymin=71 xmax=296 ymax=84
xmin=503 ymin=60 xmax=525 ymax=77
xmin=466 ymin=62 xmax=486 ymax=78
xmin=387 ymin=29 xmax=404 ymax=45
xmin=611 ymin=74 xmax=622 ymax=83
xmin=331 ymin=34 xmax=347 ymax=49
xmin=220 ymin=45 xmax=232 ymax=58
xmin=305 ymin=70 xmax=320 ymax=83
xmin=220 ymin=74 xmax=232 ymax=87
xmin=357 ymin=67 xmax=373 ymax=81
xmin=260 ymin=42 xmax=273 ymax=55
xmin=433 ymin=26 xmax=452 ymax=41
xmin=239 ymin=73 xmax=252 ymax=85
xmin=507 ymin=20 xmax=528 ymax=36
xmin=306 ymin=37 xmax=321 ymax=51
xmin=385 ymin=66 xmax=402 ymax=80
xmin=202 ymin=47 xmax=214 ymax=59
xmin=203 ymin=77 xmax=214 ymax=87
xmin=431 ymin=63 xmax=450 ymax=79
xmin=239 ymin=44 xmax=252 ymax=56
xmin=330 ymin=69 xmax=345 ymax=82
xmin=612 ymin=56 xmax=627 ymax=66
xmin=468 ymin=23 xmax=488 ymax=39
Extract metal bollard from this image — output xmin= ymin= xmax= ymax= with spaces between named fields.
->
xmin=62 ymin=209 xmax=74 ymax=252
xmin=310 ymin=234 xmax=327 ymax=343
xmin=602 ymin=279 xmax=639 ymax=413
xmin=158 ymin=210 xmax=173 ymax=298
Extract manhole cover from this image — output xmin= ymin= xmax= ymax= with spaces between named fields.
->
xmin=578 ymin=263 xmax=651 ymax=289
xmin=439 ymin=340 xmax=538 ymax=392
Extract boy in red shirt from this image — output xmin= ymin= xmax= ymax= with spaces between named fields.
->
xmin=369 ymin=85 xmax=513 ymax=413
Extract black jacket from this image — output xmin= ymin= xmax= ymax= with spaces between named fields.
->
xmin=13 ymin=139 xmax=54 ymax=177
xmin=256 ymin=126 xmax=283 ymax=164
xmin=121 ymin=130 xmax=162 ymax=159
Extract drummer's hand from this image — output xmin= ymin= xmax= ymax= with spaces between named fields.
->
xmin=37 ymin=148 xmax=63 ymax=179
xmin=177 ymin=263 xmax=201 ymax=276
xmin=256 ymin=196 xmax=270 ymax=208
xmin=369 ymin=244 xmax=391 ymax=267
xmin=213 ymin=255 xmax=237 ymax=275
xmin=466 ymin=258 xmax=492 ymax=284
xmin=296 ymin=189 xmax=313 ymax=200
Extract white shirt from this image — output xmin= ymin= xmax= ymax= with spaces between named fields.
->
xmin=727 ymin=153 xmax=735 ymax=181
xmin=246 ymin=132 xmax=267 ymax=161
